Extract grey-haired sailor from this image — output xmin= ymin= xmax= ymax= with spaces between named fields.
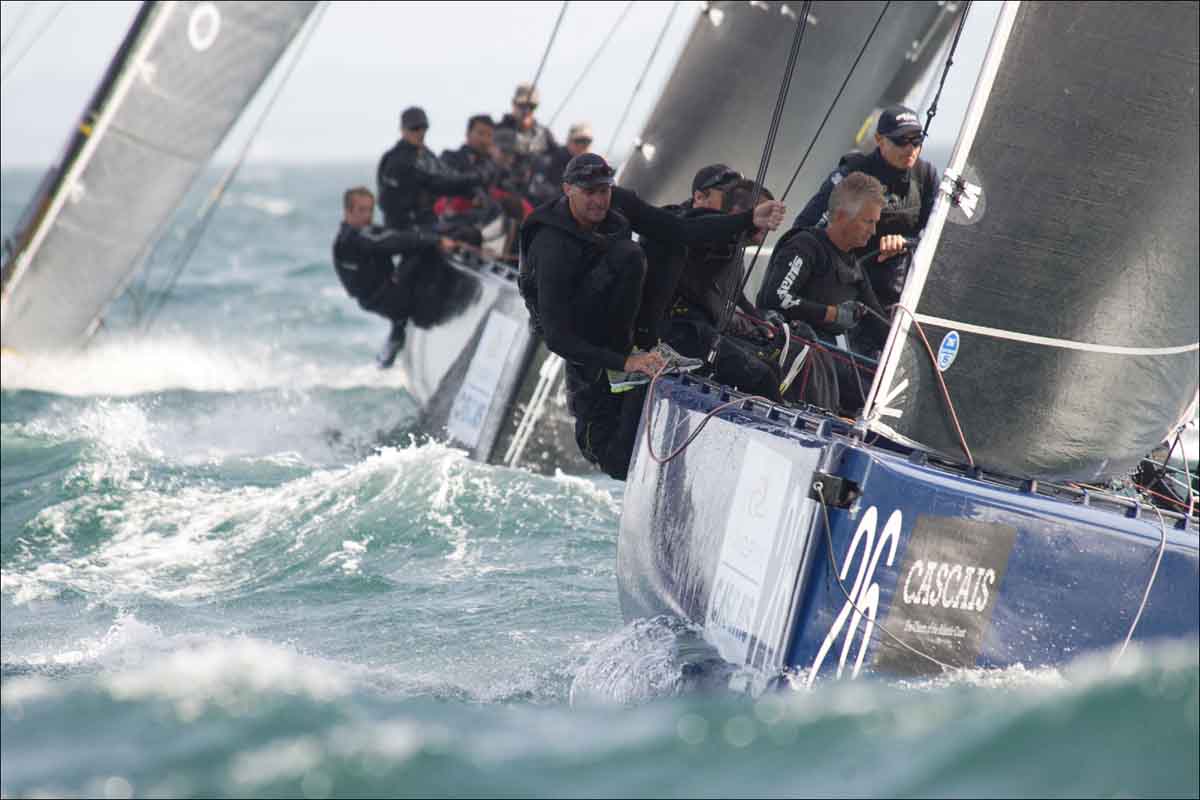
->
xmin=759 ymin=171 xmax=888 ymax=413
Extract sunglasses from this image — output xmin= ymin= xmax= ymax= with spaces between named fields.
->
xmin=887 ymin=133 xmax=925 ymax=147
xmin=516 ymin=103 xmax=538 ymax=112
xmin=697 ymin=168 xmax=742 ymax=193
xmin=571 ymin=137 xmax=593 ymax=146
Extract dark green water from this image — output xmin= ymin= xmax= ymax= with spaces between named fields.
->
xmin=2 ymin=166 xmax=1197 ymax=799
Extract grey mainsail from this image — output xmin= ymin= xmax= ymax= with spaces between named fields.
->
xmin=617 ymin=1 xmax=961 ymax=208
xmin=864 ymin=0 xmax=1200 ymax=481
xmin=1 ymin=1 xmax=317 ymax=352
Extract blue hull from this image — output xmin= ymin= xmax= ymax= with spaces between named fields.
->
xmin=618 ymin=376 xmax=1199 ymax=691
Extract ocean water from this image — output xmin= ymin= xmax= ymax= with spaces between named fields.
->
xmin=2 ymin=165 xmax=1198 ymax=799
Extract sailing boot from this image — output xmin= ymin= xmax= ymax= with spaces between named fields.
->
xmin=376 ymin=319 xmax=407 ymax=369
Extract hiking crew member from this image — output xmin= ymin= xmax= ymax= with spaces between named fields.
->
xmin=519 ymin=153 xmax=785 ymax=479
xmin=758 ymin=171 xmax=888 ymax=413
xmin=641 ymin=166 xmax=783 ymax=401
xmin=377 ymin=106 xmax=484 ymax=242
xmin=497 ymin=83 xmax=558 ymax=165
xmin=332 ymin=187 xmax=455 ymax=368
xmin=793 ymin=105 xmax=938 ymax=308
xmin=437 ymin=114 xmax=506 ymax=245
xmin=440 ymin=114 xmax=499 ymax=187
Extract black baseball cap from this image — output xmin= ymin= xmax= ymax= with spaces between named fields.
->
xmin=692 ymin=163 xmax=742 ymax=193
xmin=563 ymin=153 xmax=615 ymax=188
xmin=877 ymin=105 xmax=923 ymax=138
xmin=401 ymin=106 xmax=429 ymax=130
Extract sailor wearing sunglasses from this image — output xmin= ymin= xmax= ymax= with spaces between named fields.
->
xmin=790 ymin=105 xmax=939 ymax=313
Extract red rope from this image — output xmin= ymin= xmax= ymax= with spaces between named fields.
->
xmin=641 ymin=367 xmax=774 ymax=465
xmin=887 ymin=304 xmax=974 ymax=466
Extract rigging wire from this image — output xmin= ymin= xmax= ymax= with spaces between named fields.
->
xmin=711 ymin=0 xmax=813 ymax=347
xmin=0 ymin=0 xmax=67 ymax=86
xmin=1 ymin=1 xmax=36 ymax=54
xmin=1112 ymin=506 xmax=1168 ymax=667
xmin=547 ymin=1 xmax=635 ymax=129
xmin=135 ymin=1 xmax=331 ymax=334
xmin=922 ymin=0 xmax=973 ymax=139
xmin=871 ymin=303 xmax=974 ymax=465
xmin=606 ymin=0 xmax=680 ymax=158
xmin=530 ymin=1 xmax=570 ymax=93
xmin=777 ymin=1 xmax=891 ymax=204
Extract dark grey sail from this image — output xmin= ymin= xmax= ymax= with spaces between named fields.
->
xmin=1 ymin=1 xmax=317 ymax=353
xmin=864 ymin=1 xmax=1200 ymax=481
xmin=618 ymin=1 xmax=960 ymax=208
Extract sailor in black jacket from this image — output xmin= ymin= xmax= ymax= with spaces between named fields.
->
xmin=496 ymin=83 xmax=558 ymax=164
xmin=519 ymin=154 xmax=786 ymax=479
xmin=377 ymin=106 xmax=483 ymax=230
xmin=640 ymin=167 xmax=783 ymax=401
xmin=333 ymin=187 xmax=449 ymax=367
xmin=759 ymin=171 xmax=889 ymax=412
xmin=793 ymin=105 xmax=937 ymax=306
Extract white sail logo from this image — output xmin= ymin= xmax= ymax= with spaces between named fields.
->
xmin=188 ymin=3 xmax=221 ymax=52
xmin=806 ymin=506 xmax=902 ymax=687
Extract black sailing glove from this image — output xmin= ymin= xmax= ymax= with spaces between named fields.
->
xmin=824 ymin=301 xmax=866 ymax=335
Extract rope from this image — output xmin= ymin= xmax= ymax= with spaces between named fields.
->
xmin=136 ymin=1 xmax=330 ymax=334
xmin=1112 ymin=506 xmax=1168 ymax=666
xmin=0 ymin=0 xmax=67 ymax=85
xmin=874 ymin=303 xmax=973 ymax=465
xmin=547 ymin=0 xmax=635 ymax=129
xmin=922 ymin=0 xmax=972 ymax=138
xmin=1184 ymin=435 xmax=1196 ymax=518
xmin=606 ymin=0 xmax=680 ymax=157
xmin=641 ymin=364 xmax=775 ymax=465
xmin=778 ymin=1 xmax=891 ymax=203
xmin=530 ymin=1 xmax=570 ymax=93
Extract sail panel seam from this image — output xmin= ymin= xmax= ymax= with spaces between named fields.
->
xmin=913 ymin=314 xmax=1200 ymax=356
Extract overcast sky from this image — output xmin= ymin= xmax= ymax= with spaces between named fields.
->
xmin=0 ymin=0 xmax=1000 ymax=169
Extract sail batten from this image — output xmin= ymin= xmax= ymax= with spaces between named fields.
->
xmin=1 ymin=1 xmax=318 ymax=352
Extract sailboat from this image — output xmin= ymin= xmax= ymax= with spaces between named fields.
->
xmin=1 ymin=1 xmax=319 ymax=352
xmin=617 ymin=0 xmax=1199 ymax=690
